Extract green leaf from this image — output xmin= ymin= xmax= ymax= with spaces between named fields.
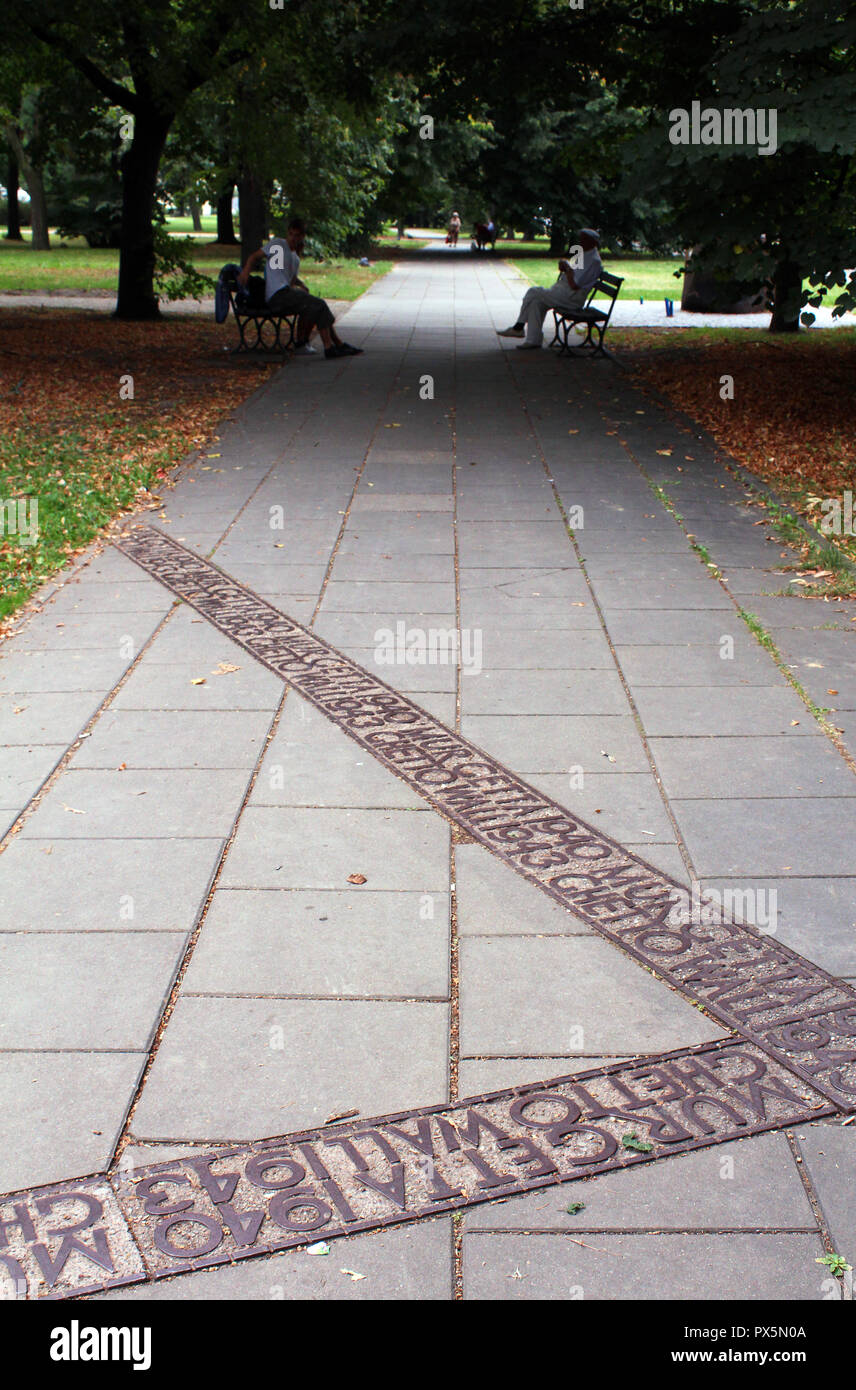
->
xmin=621 ymin=1133 xmax=654 ymax=1153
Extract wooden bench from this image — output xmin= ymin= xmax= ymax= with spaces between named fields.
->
xmin=222 ymin=266 xmax=299 ymax=354
xmin=550 ymin=271 xmax=624 ymax=359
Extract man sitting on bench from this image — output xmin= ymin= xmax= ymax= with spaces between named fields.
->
xmin=238 ymin=217 xmax=362 ymax=359
xmin=498 ymin=228 xmax=603 ymax=350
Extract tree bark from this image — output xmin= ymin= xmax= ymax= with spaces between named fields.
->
xmin=4 ymin=154 xmax=23 ymax=240
xmin=770 ymin=257 xmax=802 ymax=333
xmin=239 ymin=170 xmax=267 ymax=264
xmin=216 ymin=183 xmax=239 ymax=244
xmin=115 ymin=108 xmax=173 ymax=320
xmin=550 ymin=221 xmax=567 ymax=255
xmin=189 ymin=199 xmax=203 ymax=232
xmin=3 ymin=124 xmax=50 ymax=250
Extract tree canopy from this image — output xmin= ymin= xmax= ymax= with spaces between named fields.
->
xmin=3 ymin=0 xmax=853 ymax=327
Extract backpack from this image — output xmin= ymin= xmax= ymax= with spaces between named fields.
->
xmin=215 ymin=263 xmax=239 ymax=323
xmin=215 ymin=264 xmax=266 ymax=321
xmin=239 ymin=275 xmax=266 ymax=310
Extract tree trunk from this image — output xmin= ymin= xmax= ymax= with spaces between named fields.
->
xmin=116 ymin=108 xmax=173 ymax=320
xmin=3 ymin=125 xmax=50 ymax=249
xmin=4 ymin=154 xmax=23 ymax=240
xmin=770 ymin=257 xmax=802 ymax=333
xmin=216 ymin=184 xmax=239 ymax=244
xmin=239 ymin=170 xmax=267 ymax=264
xmin=549 ymin=221 xmax=567 ymax=255
xmin=189 ymin=199 xmax=203 ymax=232
xmin=27 ymin=167 xmax=50 ymax=250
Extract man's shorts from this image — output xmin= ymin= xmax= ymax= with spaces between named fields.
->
xmin=266 ymin=286 xmax=334 ymax=331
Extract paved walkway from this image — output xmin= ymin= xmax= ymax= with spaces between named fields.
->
xmin=0 ymin=256 xmax=853 ymax=1301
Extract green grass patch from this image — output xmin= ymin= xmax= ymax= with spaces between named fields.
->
xmin=0 ymin=419 xmax=166 ymax=620
xmin=0 ymin=226 xmax=390 ymax=301
xmin=509 ymin=254 xmax=685 ymax=301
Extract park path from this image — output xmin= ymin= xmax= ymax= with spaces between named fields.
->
xmin=0 ymin=255 xmax=854 ymax=1300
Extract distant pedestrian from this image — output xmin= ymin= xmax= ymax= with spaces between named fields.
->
xmin=447 ymin=211 xmax=462 ymax=246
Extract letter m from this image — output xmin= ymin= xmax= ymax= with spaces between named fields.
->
xmin=723 ymin=108 xmax=755 ymax=145
xmin=100 ymin=1328 xmax=132 ymax=1360
xmin=32 ymin=1230 xmax=115 ymax=1287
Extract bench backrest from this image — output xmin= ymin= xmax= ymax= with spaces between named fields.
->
xmin=585 ymin=272 xmax=623 ymax=326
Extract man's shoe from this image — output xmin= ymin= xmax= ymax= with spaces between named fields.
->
xmin=324 ymin=345 xmax=348 ymax=358
xmin=337 ymin=342 xmax=364 ymax=355
xmin=516 ymin=342 xmax=542 ymax=350
xmin=497 ymin=326 xmax=524 ymax=338
xmin=293 ymin=342 xmax=317 ymax=356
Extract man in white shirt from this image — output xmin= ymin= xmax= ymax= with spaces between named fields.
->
xmin=498 ymin=228 xmax=603 ymax=349
xmin=238 ymin=217 xmax=362 ymax=358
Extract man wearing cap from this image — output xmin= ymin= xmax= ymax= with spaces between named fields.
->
xmin=498 ymin=228 xmax=603 ymax=349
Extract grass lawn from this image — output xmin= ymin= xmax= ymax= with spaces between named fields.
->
xmin=510 ymin=253 xmax=685 ymax=301
xmin=0 ymin=221 xmax=391 ymax=301
xmin=617 ymin=326 xmax=856 ymax=588
xmin=0 ymin=311 xmax=278 ymax=626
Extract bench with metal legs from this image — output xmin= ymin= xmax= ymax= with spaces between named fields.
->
xmin=551 ymin=271 xmax=624 ymax=360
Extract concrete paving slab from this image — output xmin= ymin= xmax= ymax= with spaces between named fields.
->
xmin=0 ymin=690 xmax=106 ymax=746
xmin=0 ymin=836 xmax=223 ymax=933
xmin=329 ymin=554 xmax=455 ymax=583
xmin=454 ymin=844 xmax=592 ymax=938
xmin=794 ymin=1121 xmax=856 ymax=1263
xmin=456 ymin=1056 xmax=632 ymax=1093
xmin=633 ymin=685 xmax=812 ymax=736
xmin=131 ymin=995 xmax=449 ymax=1139
xmin=70 ymin=709 xmax=273 ymax=769
xmin=111 ymin=659 xmax=282 ymax=711
xmin=464 ymin=1131 xmax=813 ymax=1230
xmin=591 ymin=579 xmax=733 ymax=611
xmin=699 ymin=876 xmax=856 ymax=977
xmin=671 ymin=797 xmax=856 ymax=876
xmin=649 ymin=734 xmax=855 ymax=798
xmin=183 ymin=887 xmax=449 ymax=998
xmin=97 ymin=1223 xmax=455 ymax=1295
xmin=462 ymin=668 xmax=628 ymax=716
xmin=0 ymin=744 xmax=65 ymax=807
xmin=0 ymin=649 xmax=132 ymax=694
xmin=616 ymin=642 xmax=786 ymax=687
xmin=462 ymin=1232 xmax=826 ymax=1300
xmin=320 ymin=581 xmax=457 ymax=613
xmin=221 ymin=806 xmax=449 ymax=890
xmin=0 ymin=1051 xmax=145 ymax=1193
xmin=463 ymin=714 xmax=650 ymax=774
xmin=528 ymin=772 xmax=677 ymax=844
xmin=600 ymin=609 xmax=751 ymax=645
xmin=0 ymin=932 xmax=186 ymax=1048
xmin=478 ymin=628 xmax=615 ymax=669
xmin=33 ymin=579 xmax=172 ymax=617
xmin=458 ymin=936 xmax=723 ymax=1055
xmin=18 ymin=769 xmax=252 ymax=839
xmin=252 ymin=697 xmax=431 ymax=809
xmin=98 ymin=1219 xmax=454 ymax=1300
xmin=745 ymin=597 xmax=856 ymax=631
